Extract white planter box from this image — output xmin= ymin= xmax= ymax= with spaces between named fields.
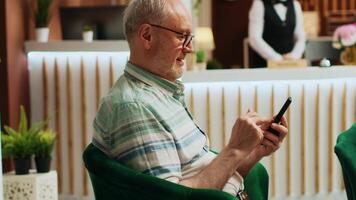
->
xmin=3 ymin=170 xmax=58 ymax=200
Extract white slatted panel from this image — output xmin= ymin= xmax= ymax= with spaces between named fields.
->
xmin=28 ymin=52 xmax=129 ymax=199
xmin=185 ymin=80 xmax=350 ymax=200
xmin=289 ymin=83 xmax=303 ymax=197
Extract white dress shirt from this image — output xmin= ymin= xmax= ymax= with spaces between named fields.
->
xmin=248 ymin=0 xmax=306 ymax=61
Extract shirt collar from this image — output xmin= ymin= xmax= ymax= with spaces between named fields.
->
xmin=124 ymin=62 xmax=185 ymax=98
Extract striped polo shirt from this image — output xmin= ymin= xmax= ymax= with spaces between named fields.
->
xmin=92 ymin=62 xmax=243 ymax=195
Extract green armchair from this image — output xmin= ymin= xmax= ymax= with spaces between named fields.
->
xmin=334 ymin=123 xmax=356 ymax=200
xmin=83 ymin=143 xmax=269 ymax=200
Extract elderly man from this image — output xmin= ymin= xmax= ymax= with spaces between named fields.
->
xmin=92 ymin=0 xmax=288 ymax=198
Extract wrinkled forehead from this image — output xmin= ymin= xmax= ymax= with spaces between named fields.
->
xmin=163 ymin=0 xmax=192 ymax=32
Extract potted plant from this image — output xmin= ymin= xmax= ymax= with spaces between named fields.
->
xmin=195 ymin=50 xmax=207 ymax=70
xmin=33 ymin=129 xmax=56 ymax=173
xmin=2 ymin=131 xmax=33 ymax=175
xmin=2 ymin=106 xmax=47 ymax=175
xmin=82 ymin=25 xmax=94 ymax=42
xmin=194 ymin=27 xmax=215 ymax=70
xmin=207 ymin=59 xmax=223 ymax=70
xmin=33 ymin=0 xmax=53 ymax=42
xmin=332 ymin=23 xmax=356 ymax=65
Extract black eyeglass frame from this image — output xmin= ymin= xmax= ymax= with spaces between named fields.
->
xmin=148 ymin=23 xmax=194 ymax=49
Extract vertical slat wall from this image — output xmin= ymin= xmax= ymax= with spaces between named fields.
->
xmin=29 ymin=52 xmax=354 ymax=200
xmin=28 ymin=52 xmax=129 ymax=199
xmin=185 ymin=80 xmax=354 ymax=200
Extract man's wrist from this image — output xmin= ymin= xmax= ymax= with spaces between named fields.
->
xmin=221 ymin=147 xmax=248 ymax=164
xmin=235 ymin=149 xmax=262 ymax=178
xmin=249 ymin=148 xmax=263 ymax=163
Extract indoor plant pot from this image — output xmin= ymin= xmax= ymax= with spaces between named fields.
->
xmin=36 ymin=27 xmax=49 ymax=42
xmin=34 ymin=129 xmax=56 ymax=173
xmin=14 ymin=158 xmax=32 ymax=175
xmin=82 ymin=25 xmax=94 ymax=42
xmin=34 ymin=156 xmax=51 ymax=173
xmin=332 ymin=23 xmax=356 ymax=65
xmin=340 ymin=46 xmax=356 ymax=65
xmin=82 ymin=30 xmax=94 ymax=42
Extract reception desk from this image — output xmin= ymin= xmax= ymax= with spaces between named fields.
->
xmin=26 ymin=41 xmax=355 ymax=200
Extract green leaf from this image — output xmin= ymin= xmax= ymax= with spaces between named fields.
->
xmin=4 ymin=126 xmax=18 ymax=135
xmin=28 ymin=119 xmax=49 ymax=135
xmin=33 ymin=129 xmax=56 ymax=157
xmin=196 ymin=50 xmax=206 ymax=63
xmin=2 ymin=105 xmax=53 ymax=158
xmin=207 ymin=59 xmax=223 ymax=70
xmin=19 ymin=106 xmax=28 ymax=134
xmin=35 ymin=0 xmax=53 ymax=27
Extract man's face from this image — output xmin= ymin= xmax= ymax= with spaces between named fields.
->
xmin=151 ymin=0 xmax=193 ymax=82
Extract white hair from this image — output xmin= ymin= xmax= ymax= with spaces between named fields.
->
xmin=123 ymin=0 xmax=168 ymax=42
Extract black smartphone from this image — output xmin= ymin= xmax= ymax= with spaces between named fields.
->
xmin=268 ymin=97 xmax=292 ymax=136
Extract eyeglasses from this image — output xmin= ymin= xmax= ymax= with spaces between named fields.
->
xmin=149 ymin=24 xmax=194 ymax=49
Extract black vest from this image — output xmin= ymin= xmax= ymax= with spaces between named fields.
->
xmin=250 ymin=0 xmax=296 ymax=68
xmin=263 ymin=0 xmax=295 ymax=54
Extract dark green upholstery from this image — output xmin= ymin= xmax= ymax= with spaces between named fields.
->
xmin=335 ymin=123 xmax=356 ymax=200
xmin=244 ymin=162 xmax=269 ymax=200
xmin=83 ymin=143 xmax=269 ymax=200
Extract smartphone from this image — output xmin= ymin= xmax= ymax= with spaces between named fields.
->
xmin=268 ymin=97 xmax=292 ymax=136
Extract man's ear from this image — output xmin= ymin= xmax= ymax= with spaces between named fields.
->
xmin=137 ymin=24 xmax=153 ymax=50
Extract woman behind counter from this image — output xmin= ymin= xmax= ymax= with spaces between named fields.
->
xmin=248 ymin=0 xmax=306 ymax=68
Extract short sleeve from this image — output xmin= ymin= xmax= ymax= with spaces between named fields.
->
xmin=93 ymin=101 xmax=182 ymax=183
xmin=93 ymin=99 xmax=114 ymax=152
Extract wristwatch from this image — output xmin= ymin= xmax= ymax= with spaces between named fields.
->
xmin=237 ymin=190 xmax=249 ymax=200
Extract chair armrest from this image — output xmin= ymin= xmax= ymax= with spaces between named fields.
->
xmin=245 ymin=162 xmax=269 ymax=200
xmin=84 ymin=144 xmax=237 ymax=200
xmin=209 ymin=150 xmax=269 ymax=199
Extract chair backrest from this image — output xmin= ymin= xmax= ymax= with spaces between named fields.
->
xmin=334 ymin=123 xmax=356 ymax=200
xmin=82 ymin=143 xmax=238 ymax=200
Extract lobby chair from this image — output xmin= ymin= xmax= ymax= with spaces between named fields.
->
xmin=83 ymin=143 xmax=269 ymax=200
xmin=334 ymin=123 xmax=356 ymax=200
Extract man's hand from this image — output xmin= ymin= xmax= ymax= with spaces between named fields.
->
xmin=227 ymin=110 xmax=268 ymax=157
xmin=180 ymin=110 xmax=267 ymax=190
xmin=235 ymin=116 xmax=288 ymax=177
xmin=253 ymin=116 xmax=288 ymax=158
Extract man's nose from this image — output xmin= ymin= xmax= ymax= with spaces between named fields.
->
xmin=182 ymin=42 xmax=194 ymax=53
